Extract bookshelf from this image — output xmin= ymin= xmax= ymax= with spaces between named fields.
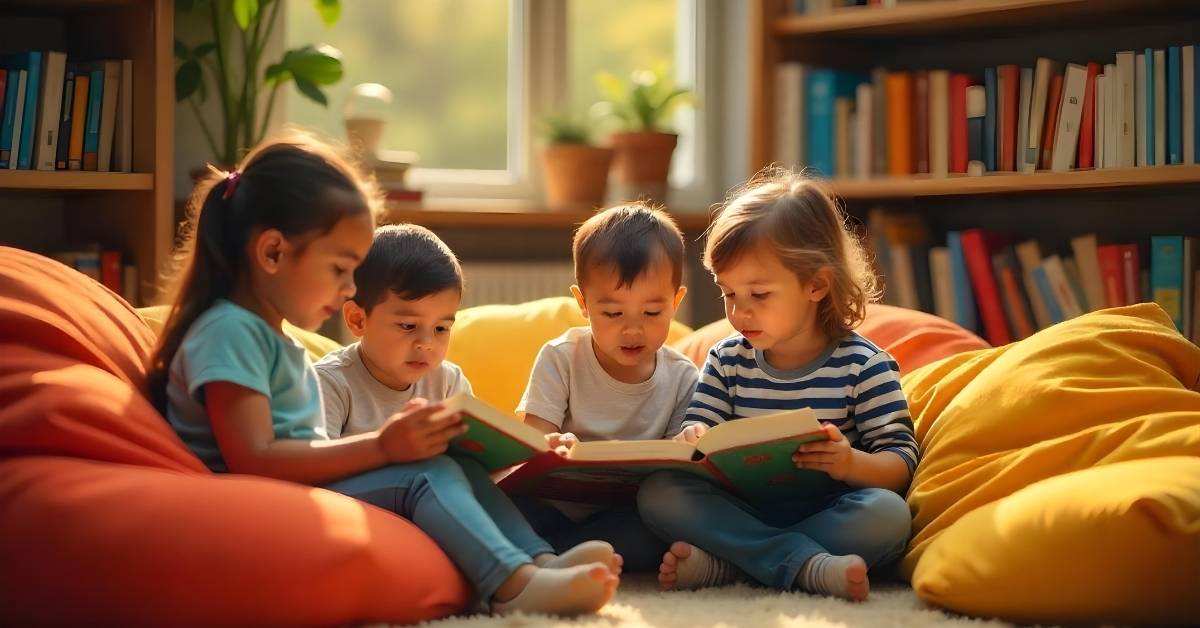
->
xmin=751 ymin=0 xmax=1200 ymax=346
xmin=0 ymin=0 xmax=173 ymax=305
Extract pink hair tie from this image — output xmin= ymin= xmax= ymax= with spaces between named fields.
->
xmin=222 ymin=170 xmax=242 ymax=200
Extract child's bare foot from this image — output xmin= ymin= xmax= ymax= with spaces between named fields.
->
xmin=536 ymin=540 xmax=623 ymax=575
xmin=795 ymin=553 xmax=869 ymax=602
xmin=492 ymin=563 xmax=618 ymax=616
xmin=657 ymin=541 xmax=742 ymax=591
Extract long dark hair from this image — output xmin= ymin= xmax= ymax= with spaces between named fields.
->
xmin=147 ymin=131 xmax=380 ymax=412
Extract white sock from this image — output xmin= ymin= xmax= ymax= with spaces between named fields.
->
xmin=491 ymin=563 xmax=613 ymax=617
xmin=673 ymin=546 xmax=743 ymax=590
xmin=796 ymin=552 xmax=868 ymax=601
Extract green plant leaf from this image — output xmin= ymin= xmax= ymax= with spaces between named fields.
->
xmin=293 ymin=77 xmax=328 ymax=107
xmin=174 ymin=39 xmax=190 ymax=60
xmin=232 ymin=0 xmax=259 ymax=30
xmin=594 ymin=71 xmax=627 ymax=103
xmin=314 ymin=0 xmax=341 ymax=26
xmin=282 ymin=44 xmax=343 ymax=85
xmin=264 ymin=62 xmax=290 ymax=86
xmin=175 ymin=60 xmax=202 ymax=101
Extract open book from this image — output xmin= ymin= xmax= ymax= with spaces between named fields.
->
xmin=438 ymin=392 xmax=841 ymax=504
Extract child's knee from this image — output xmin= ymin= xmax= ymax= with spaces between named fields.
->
xmin=637 ymin=471 xmax=703 ymax=522
xmin=413 ymin=455 xmax=469 ymax=483
xmin=857 ymin=489 xmax=912 ymax=555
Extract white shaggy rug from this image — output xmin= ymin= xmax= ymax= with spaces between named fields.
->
xmin=406 ymin=575 xmax=1017 ymax=628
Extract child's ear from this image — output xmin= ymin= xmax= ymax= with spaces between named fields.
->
xmin=342 ymin=300 xmax=368 ymax=338
xmin=254 ymin=228 xmax=286 ymax=274
xmin=808 ymin=267 xmax=833 ymax=302
xmin=673 ymin=285 xmax=688 ymax=310
xmin=570 ymin=284 xmax=589 ymax=319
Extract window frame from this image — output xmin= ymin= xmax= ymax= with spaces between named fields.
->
xmin=286 ymin=0 xmax=718 ymax=207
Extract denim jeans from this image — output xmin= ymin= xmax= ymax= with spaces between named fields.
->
xmin=636 ymin=470 xmax=911 ymax=590
xmin=325 ymin=456 xmax=553 ymax=601
xmin=512 ymin=496 xmax=669 ymax=572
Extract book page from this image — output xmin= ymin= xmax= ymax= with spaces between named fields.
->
xmin=567 ymin=438 xmax=696 ymax=463
xmin=696 ymin=407 xmax=824 ymax=455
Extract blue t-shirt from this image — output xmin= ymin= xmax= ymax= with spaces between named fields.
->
xmin=165 ymin=299 xmax=325 ymax=472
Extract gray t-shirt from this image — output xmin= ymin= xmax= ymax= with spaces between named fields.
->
xmin=314 ymin=342 xmax=472 ymax=438
xmin=516 ymin=326 xmax=699 ymax=441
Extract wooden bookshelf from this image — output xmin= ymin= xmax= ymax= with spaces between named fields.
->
xmin=0 ymin=0 xmax=173 ymax=305
xmin=0 ymin=171 xmax=154 ymax=191
xmin=774 ymin=0 xmax=1200 ymax=38
xmin=824 ymin=165 xmax=1200 ymax=199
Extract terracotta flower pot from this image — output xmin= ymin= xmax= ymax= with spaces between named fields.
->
xmin=541 ymin=143 xmax=615 ymax=211
xmin=608 ymin=131 xmax=677 ymax=205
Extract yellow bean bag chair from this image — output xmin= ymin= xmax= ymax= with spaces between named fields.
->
xmin=900 ymin=303 xmax=1200 ymax=625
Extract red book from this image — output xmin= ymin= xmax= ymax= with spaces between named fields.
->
xmin=960 ymin=229 xmax=1012 ymax=346
xmin=913 ymin=70 xmax=930 ymax=174
xmin=1039 ymin=74 xmax=1064 ymax=169
xmin=949 ymin=73 xmax=970 ymax=173
xmin=100 ymin=251 xmax=122 ymax=294
xmin=1097 ymin=244 xmax=1126 ymax=307
xmin=1076 ymin=62 xmax=1101 ymax=168
xmin=1120 ymin=244 xmax=1141 ymax=305
xmin=999 ymin=64 xmax=1020 ymax=171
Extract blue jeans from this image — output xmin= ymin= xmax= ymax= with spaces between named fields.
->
xmin=637 ymin=471 xmax=911 ymax=590
xmin=512 ymin=496 xmax=669 ymax=573
xmin=325 ymin=456 xmax=553 ymax=601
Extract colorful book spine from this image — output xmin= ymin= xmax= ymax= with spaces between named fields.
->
xmin=886 ymin=72 xmax=913 ymax=175
xmin=1145 ymin=48 xmax=1156 ymax=165
xmin=82 ymin=67 xmax=104 ymax=171
xmin=11 ymin=51 xmax=42 ymax=169
xmin=1032 ymin=265 xmax=1065 ymax=324
xmin=966 ymin=85 xmax=986 ymax=175
xmin=999 ymin=64 xmax=1019 ymax=171
xmin=56 ymin=71 xmax=74 ymax=170
xmin=5 ymin=70 xmax=26 ymax=170
xmin=1121 ymin=244 xmax=1142 ymax=305
xmin=983 ymin=67 xmax=997 ymax=172
xmin=0 ymin=67 xmax=15 ymax=168
xmin=1097 ymin=244 xmax=1126 ymax=307
xmin=946 ymin=231 xmax=978 ymax=333
xmin=949 ymin=74 xmax=969 ymax=173
xmin=1151 ymin=236 xmax=1185 ymax=332
xmin=68 ymin=72 xmax=88 ymax=170
xmin=1040 ymin=74 xmax=1064 ymax=170
xmin=961 ymin=229 xmax=1011 ymax=346
xmin=1078 ymin=62 xmax=1100 ymax=168
xmin=806 ymin=69 xmax=836 ymax=178
xmin=1167 ymin=46 xmax=1182 ymax=164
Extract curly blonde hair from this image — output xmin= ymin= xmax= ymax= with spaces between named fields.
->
xmin=704 ymin=167 xmax=879 ymax=341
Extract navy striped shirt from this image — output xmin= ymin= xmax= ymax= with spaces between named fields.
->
xmin=684 ymin=331 xmax=920 ymax=473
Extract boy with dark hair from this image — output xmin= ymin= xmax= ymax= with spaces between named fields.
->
xmin=515 ymin=203 xmax=700 ymax=572
xmin=316 ymin=223 xmax=470 ymax=438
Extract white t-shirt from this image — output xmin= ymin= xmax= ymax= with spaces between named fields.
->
xmin=315 ymin=342 xmax=472 ymax=438
xmin=516 ymin=326 xmax=699 ymax=441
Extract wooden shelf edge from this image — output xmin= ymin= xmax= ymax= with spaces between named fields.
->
xmin=0 ymin=171 xmax=154 ymax=191
xmin=774 ymin=0 xmax=1185 ymax=37
xmin=824 ymin=165 xmax=1200 ymax=199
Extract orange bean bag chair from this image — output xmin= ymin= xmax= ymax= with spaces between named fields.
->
xmin=0 ymin=247 xmax=470 ymax=626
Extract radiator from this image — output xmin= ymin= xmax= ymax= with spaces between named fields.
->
xmin=460 ymin=261 xmax=577 ymax=309
xmin=459 ymin=261 xmax=695 ymax=324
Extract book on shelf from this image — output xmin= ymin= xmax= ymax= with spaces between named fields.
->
xmin=1151 ymin=236 xmax=1198 ymax=335
xmin=965 ymin=84 xmax=986 ymax=176
xmin=1121 ymin=244 xmax=1142 ymax=307
xmin=1050 ymin=63 xmax=1087 ymax=172
xmin=1070 ymin=234 xmax=1108 ymax=312
xmin=983 ymin=67 xmax=997 ymax=172
xmin=1136 ymin=52 xmax=1149 ymax=166
xmin=1116 ymin=51 xmax=1137 ymax=168
xmin=946 ymin=231 xmax=979 ymax=333
xmin=1014 ymin=240 xmax=1052 ymax=329
xmin=960 ymin=229 xmax=1011 ymax=346
xmin=0 ymin=52 xmax=132 ymax=172
xmin=1184 ymin=45 xmax=1195 ymax=164
xmin=992 ymin=247 xmax=1036 ymax=340
xmin=438 ymin=392 xmax=837 ymax=504
xmin=1015 ymin=67 xmax=1032 ymax=172
xmin=1154 ymin=50 xmax=1166 ymax=165
xmin=1025 ymin=57 xmax=1058 ymax=173
xmin=1168 ymin=47 xmax=1183 ymax=165
xmin=1039 ymin=73 xmax=1064 ymax=170
xmin=775 ymin=62 xmax=806 ymax=168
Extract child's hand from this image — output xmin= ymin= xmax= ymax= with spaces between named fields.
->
xmin=792 ymin=423 xmax=853 ymax=480
xmin=377 ymin=401 xmax=466 ymax=463
xmin=673 ymin=424 xmax=708 ymax=444
xmin=545 ymin=432 xmax=578 ymax=456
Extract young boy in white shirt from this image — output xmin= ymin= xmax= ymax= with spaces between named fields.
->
xmin=516 ymin=203 xmax=700 ymax=572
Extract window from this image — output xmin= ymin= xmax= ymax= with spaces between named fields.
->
xmin=285 ymin=0 xmax=708 ymax=203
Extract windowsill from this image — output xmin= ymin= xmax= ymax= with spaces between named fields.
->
xmin=383 ymin=198 xmax=713 ymax=231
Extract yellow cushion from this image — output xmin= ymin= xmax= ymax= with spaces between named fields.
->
xmin=137 ymin=305 xmax=341 ymax=362
xmin=447 ymin=296 xmax=693 ymax=414
xmin=900 ymin=303 xmax=1200 ymax=622
xmin=912 ymin=457 xmax=1200 ymax=625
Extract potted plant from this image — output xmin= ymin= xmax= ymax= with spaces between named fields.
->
xmin=594 ymin=66 xmax=694 ymax=205
xmin=540 ymin=112 xmax=614 ymax=211
xmin=175 ymin=0 xmax=345 ymax=171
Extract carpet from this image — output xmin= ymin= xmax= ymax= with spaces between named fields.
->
xmin=409 ymin=575 xmax=1016 ymax=627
